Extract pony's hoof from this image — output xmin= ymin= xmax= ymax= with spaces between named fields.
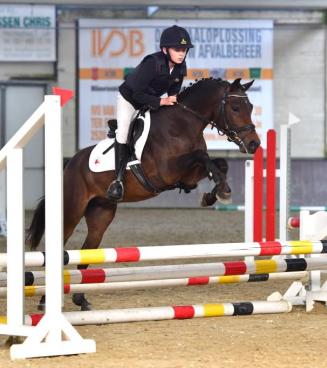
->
xmin=37 ymin=295 xmax=46 ymax=311
xmin=81 ymin=303 xmax=92 ymax=311
xmin=5 ymin=336 xmax=24 ymax=347
xmin=201 ymin=193 xmax=217 ymax=207
xmin=37 ymin=302 xmax=45 ymax=312
xmin=73 ymin=293 xmax=92 ymax=311
xmin=216 ymin=193 xmax=232 ymax=205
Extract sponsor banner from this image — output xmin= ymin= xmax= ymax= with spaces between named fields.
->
xmin=0 ymin=5 xmax=56 ymax=61
xmin=78 ymin=19 xmax=273 ymax=149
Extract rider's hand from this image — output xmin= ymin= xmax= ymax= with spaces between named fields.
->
xmin=160 ymin=95 xmax=177 ymax=106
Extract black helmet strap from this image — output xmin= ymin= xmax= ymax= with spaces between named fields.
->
xmin=162 ymin=47 xmax=189 ymax=65
xmin=167 ymin=48 xmax=174 ymax=64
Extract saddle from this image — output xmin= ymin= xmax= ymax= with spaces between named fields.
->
xmin=107 ymin=114 xmax=144 ymax=149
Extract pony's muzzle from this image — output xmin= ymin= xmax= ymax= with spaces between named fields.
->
xmin=247 ymin=140 xmax=260 ymax=154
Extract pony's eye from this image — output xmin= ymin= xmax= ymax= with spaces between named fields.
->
xmin=231 ymin=105 xmax=240 ymax=112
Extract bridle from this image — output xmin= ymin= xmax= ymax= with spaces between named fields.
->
xmin=176 ymin=89 xmax=256 ymax=151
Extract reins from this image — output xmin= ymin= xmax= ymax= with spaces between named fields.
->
xmin=176 ymin=90 xmax=256 ymax=151
xmin=176 ymin=102 xmax=212 ymax=126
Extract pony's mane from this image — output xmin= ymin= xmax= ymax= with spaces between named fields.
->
xmin=178 ymin=77 xmax=229 ymax=102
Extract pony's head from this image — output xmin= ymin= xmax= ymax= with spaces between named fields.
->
xmin=213 ymin=78 xmax=260 ymax=154
xmin=178 ymin=77 xmax=260 ymax=154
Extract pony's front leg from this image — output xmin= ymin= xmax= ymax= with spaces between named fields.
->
xmin=210 ymin=158 xmax=232 ymax=204
xmin=197 ymin=154 xmax=231 ymax=206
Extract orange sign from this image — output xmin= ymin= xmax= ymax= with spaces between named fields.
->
xmin=91 ymin=29 xmax=144 ymax=58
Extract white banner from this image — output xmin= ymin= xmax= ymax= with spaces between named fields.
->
xmin=78 ymin=19 xmax=273 ymax=149
xmin=0 ymin=5 xmax=56 ymax=61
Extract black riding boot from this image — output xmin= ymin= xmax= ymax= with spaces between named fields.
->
xmin=107 ymin=142 xmax=130 ymax=201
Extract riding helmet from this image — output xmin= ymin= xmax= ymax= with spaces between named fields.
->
xmin=160 ymin=25 xmax=194 ymax=49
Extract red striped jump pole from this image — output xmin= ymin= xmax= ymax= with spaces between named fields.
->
xmin=0 ymin=301 xmax=292 ymax=326
xmin=266 ymin=129 xmax=276 ymax=241
xmin=253 ymin=146 xmax=263 ymax=241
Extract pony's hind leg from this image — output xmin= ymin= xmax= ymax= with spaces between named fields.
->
xmin=72 ymin=197 xmax=117 ymax=311
xmin=37 ymin=172 xmax=90 ymax=311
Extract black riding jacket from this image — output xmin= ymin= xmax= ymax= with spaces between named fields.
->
xmin=119 ymin=51 xmax=187 ymax=110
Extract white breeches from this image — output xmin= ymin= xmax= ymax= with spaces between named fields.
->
xmin=116 ymin=92 xmax=137 ymax=144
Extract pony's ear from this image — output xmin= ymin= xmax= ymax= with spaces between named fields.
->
xmin=229 ymin=78 xmax=242 ymax=92
xmin=242 ymin=80 xmax=254 ymax=92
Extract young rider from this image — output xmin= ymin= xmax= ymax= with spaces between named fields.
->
xmin=107 ymin=25 xmax=194 ymax=201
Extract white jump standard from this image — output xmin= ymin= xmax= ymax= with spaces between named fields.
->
xmin=0 ymin=91 xmax=95 ymax=360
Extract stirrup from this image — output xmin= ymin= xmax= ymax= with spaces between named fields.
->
xmin=107 ymin=180 xmax=124 ymax=201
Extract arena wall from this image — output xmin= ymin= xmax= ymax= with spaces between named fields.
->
xmin=0 ymin=4 xmax=326 ymax=208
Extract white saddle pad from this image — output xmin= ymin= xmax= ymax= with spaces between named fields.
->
xmin=89 ymin=111 xmax=151 ymax=172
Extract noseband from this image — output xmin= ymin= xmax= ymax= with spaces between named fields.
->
xmin=177 ymin=90 xmax=256 ymax=151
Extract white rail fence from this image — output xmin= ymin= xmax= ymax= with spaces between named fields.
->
xmin=0 ymin=91 xmax=95 ymax=360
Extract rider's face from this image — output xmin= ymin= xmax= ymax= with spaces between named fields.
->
xmin=163 ymin=47 xmax=187 ymax=64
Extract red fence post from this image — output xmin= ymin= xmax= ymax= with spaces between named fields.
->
xmin=253 ymin=146 xmax=263 ymax=242
xmin=266 ymin=129 xmax=276 ymax=241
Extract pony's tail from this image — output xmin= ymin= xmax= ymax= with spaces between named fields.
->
xmin=26 ymin=197 xmax=45 ymax=250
